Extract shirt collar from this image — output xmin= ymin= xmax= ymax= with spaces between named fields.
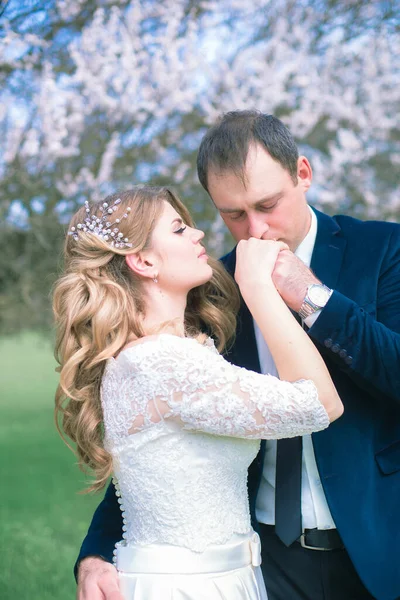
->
xmin=294 ymin=206 xmax=317 ymax=268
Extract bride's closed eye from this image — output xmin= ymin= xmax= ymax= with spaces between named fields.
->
xmin=174 ymin=226 xmax=187 ymax=234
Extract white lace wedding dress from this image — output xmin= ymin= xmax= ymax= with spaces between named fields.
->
xmin=101 ymin=334 xmax=330 ymax=600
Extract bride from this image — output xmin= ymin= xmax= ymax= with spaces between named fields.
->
xmin=53 ymin=185 xmax=342 ymax=600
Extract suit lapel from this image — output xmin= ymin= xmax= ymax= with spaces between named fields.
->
xmin=222 ymin=248 xmax=265 ymax=510
xmin=221 ymin=249 xmax=261 ymax=373
xmin=310 ymin=208 xmax=346 ymax=289
xmin=233 ymin=300 xmax=261 ymax=372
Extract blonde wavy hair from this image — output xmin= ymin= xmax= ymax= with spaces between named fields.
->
xmin=53 ymin=186 xmax=240 ymax=492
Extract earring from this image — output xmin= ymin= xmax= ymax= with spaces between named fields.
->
xmin=153 ymin=273 xmax=158 ymax=283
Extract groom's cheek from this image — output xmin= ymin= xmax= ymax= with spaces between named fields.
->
xmin=220 ymin=216 xmax=247 ymax=242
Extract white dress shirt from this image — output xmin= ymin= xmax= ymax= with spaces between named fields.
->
xmin=254 ymin=206 xmax=337 ymax=531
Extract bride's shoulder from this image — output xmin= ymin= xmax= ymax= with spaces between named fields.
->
xmin=115 ymin=333 xmax=217 ymax=363
xmin=202 ymin=336 xmax=218 ymax=354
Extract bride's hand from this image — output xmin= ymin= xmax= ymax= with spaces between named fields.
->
xmin=234 ymin=238 xmax=289 ymax=292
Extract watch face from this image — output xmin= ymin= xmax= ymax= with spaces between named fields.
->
xmin=308 ymin=285 xmax=330 ymax=307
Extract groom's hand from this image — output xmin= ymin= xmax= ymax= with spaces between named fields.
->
xmin=77 ymin=556 xmax=123 ymax=600
xmin=272 ymin=250 xmax=320 ymax=311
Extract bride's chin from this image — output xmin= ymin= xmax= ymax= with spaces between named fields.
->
xmin=204 ymin=265 xmax=214 ymax=282
xmin=190 ymin=269 xmax=214 ymax=290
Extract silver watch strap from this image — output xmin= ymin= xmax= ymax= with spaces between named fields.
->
xmin=298 ymin=299 xmax=319 ymax=320
xmin=298 ymin=285 xmax=333 ymax=321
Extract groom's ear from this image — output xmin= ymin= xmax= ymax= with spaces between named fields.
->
xmin=297 ymin=156 xmax=312 ymax=192
xmin=125 ymin=252 xmax=155 ymax=279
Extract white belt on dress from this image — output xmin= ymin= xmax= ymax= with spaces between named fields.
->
xmin=115 ymin=532 xmax=262 ymax=574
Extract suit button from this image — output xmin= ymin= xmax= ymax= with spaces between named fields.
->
xmin=331 ymin=344 xmax=340 ymax=353
xmin=345 ymin=355 xmax=353 ymax=365
xmin=339 ymin=349 xmax=347 ymax=359
xmin=324 ymin=338 xmax=333 ymax=348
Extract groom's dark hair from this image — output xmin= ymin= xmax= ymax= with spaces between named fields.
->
xmin=197 ymin=110 xmax=299 ymax=193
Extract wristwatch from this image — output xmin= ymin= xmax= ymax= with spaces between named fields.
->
xmin=298 ymin=283 xmax=333 ymax=320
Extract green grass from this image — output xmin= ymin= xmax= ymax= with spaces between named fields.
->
xmin=0 ymin=333 xmax=101 ymax=600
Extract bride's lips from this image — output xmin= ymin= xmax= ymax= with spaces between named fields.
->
xmin=198 ymin=248 xmax=208 ymax=259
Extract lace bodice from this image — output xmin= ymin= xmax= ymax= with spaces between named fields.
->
xmin=101 ymin=334 xmax=329 ymax=552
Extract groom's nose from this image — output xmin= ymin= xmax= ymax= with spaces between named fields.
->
xmin=248 ymin=214 xmax=269 ymax=239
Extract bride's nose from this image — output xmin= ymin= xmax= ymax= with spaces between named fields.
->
xmin=192 ymin=228 xmax=205 ymax=243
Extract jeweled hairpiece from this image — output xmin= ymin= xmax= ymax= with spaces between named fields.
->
xmin=68 ymin=198 xmax=133 ymax=249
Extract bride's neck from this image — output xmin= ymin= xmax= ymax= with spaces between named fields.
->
xmin=141 ymin=286 xmax=187 ymax=337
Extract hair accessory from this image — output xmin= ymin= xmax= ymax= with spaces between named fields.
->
xmin=68 ymin=198 xmax=133 ymax=249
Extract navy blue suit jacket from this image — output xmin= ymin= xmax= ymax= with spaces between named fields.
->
xmin=77 ymin=209 xmax=400 ymax=600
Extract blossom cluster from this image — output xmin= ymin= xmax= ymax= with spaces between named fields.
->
xmin=0 ymin=0 xmax=398 ymax=256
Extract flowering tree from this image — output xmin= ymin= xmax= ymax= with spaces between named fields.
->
xmin=0 ymin=0 xmax=398 ymax=331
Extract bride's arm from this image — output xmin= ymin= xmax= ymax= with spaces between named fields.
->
xmin=114 ymin=335 xmax=331 ymax=440
xmin=239 ymin=280 xmax=342 ymax=423
xmin=235 ymin=239 xmax=343 ymax=423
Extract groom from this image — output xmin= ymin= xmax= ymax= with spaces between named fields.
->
xmin=76 ymin=111 xmax=400 ymax=600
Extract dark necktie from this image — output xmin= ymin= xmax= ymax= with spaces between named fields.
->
xmin=274 ymin=435 xmax=303 ymax=546
xmin=274 ymin=310 xmax=304 ymax=546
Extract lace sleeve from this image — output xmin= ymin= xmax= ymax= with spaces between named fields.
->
xmin=104 ymin=335 xmax=330 ymax=440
